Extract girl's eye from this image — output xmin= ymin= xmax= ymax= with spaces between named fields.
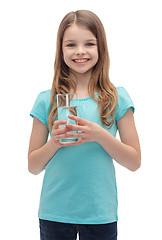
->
xmin=86 ymin=43 xmax=94 ymax=46
xmin=67 ymin=44 xmax=75 ymax=47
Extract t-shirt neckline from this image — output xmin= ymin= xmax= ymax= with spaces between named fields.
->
xmin=77 ymin=92 xmax=98 ymax=101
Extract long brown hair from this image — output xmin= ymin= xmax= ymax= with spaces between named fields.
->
xmin=48 ymin=10 xmax=117 ymax=130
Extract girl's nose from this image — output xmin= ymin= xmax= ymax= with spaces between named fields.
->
xmin=76 ymin=46 xmax=86 ymax=55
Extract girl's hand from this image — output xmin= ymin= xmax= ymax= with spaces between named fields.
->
xmin=63 ymin=115 xmax=102 ymax=146
xmin=51 ymin=119 xmax=71 ymax=147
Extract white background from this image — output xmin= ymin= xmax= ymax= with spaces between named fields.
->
xmin=0 ymin=0 xmax=162 ymax=239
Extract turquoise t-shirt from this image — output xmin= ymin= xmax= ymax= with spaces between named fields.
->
xmin=30 ymin=87 xmax=134 ymax=224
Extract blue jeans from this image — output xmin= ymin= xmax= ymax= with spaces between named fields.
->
xmin=39 ymin=219 xmax=117 ymax=240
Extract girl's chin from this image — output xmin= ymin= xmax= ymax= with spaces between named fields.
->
xmin=69 ymin=70 xmax=92 ymax=76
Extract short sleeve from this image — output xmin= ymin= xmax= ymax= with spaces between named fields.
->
xmin=115 ymin=87 xmax=135 ymax=121
xmin=30 ymin=90 xmax=51 ymax=127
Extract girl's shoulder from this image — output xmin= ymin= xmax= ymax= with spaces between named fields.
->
xmin=116 ymin=86 xmax=128 ymax=95
xmin=115 ymin=86 xmax=133 ymax=102
xmin=36 ymin=89 xmax=51 ymax=104
xmin=37 ymin=89 xmax=51 ymax=98
xmin=30 ymin=90 xmax=51 ymax=127
xmin=115 ymin=86 xmax=135 ymax=121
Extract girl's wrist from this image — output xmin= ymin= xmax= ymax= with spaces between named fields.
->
xmin=96 ymin=126 xmax=110 ymax=145
xmin=94 ymin=125 xmax=105 ymax=143
xmin=49 ymin=138 xmax=61 ymax=151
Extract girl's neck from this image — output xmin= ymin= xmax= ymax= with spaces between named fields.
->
xmin=69 ymin=71 xmax=91 ymax=98
xmin=70 ymin=86 xmax=90 ymax=99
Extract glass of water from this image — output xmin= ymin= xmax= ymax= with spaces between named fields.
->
xmin=57 ymin=93 xmax=78 ymax=142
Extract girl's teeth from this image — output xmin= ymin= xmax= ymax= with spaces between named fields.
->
xmin=74 ymin=59 xmax=88 ymax=63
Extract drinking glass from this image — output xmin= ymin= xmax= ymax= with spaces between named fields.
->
xmin=57 ymin=93 xmax=78 ymax=142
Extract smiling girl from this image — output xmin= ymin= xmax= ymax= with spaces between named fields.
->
xmin=28 ymin=10 xmax=141 ymax=240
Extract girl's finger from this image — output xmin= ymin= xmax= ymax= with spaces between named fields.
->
xmin=68 ymin=115 xmax=88 ymax=126
xmin=52 ymin=126 xmax=68 ymax=136
xmin=53 ymin=133 xmax=74 ymax=140
xmin=65 ymin=123 xmax=84 ymax=132
xmin=65 ymin=131 xmax=83 ymax=139
xmin=53 ymin=120 xmax=67 ymax=129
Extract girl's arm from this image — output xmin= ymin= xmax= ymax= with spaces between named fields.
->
xmin=61 ymin=109 xmax=141 ymax=171
xmin=28 ymin=117 xmax=69 ymax=175
xmin=97 ymin=108 xmax=141 ymax=171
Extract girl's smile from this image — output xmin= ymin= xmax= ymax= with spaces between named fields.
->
xmin=72 ymin=58 xmax=90 ymax=64
xmin=62 ymin=24 xmax=98 ymax=76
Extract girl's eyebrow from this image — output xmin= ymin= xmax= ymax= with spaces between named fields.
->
xmin=86 ymin=39 xmax=97 ymax=42
xmin=64 ymin=40 xmax=76 ymax=43
xmin=64 ymin=39 xmax=97 ymax=43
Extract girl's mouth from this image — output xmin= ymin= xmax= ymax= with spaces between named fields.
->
xmin=72 ymin=58 xmax=90 ymax=63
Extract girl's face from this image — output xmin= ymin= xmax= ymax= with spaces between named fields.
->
xmin=62 ymin=24 xmax=98 ymax=77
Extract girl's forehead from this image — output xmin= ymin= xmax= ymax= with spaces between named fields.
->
xmin=63 ymin=24 xmax=96 ymax=42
